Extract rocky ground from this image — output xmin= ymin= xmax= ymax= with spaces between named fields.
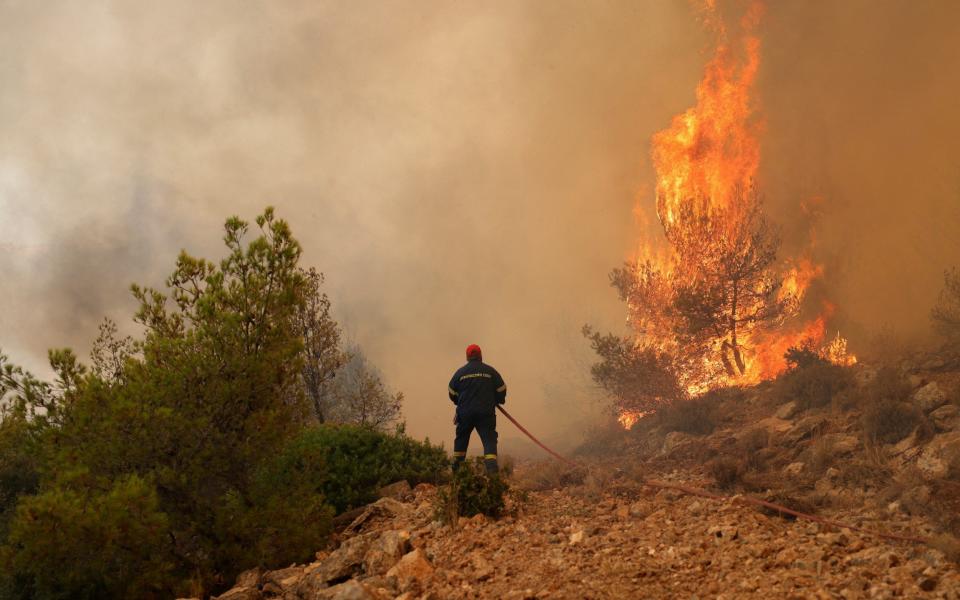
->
xmin=209 ymin=467 xmax=960 ymax=600
xmin=209 ymin=357 xmax=960 ymax=599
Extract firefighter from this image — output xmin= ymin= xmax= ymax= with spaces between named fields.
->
xmin=448 ymin=344 xmax=507 ymax=474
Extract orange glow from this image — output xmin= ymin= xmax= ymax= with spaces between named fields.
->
xmin=617 ymin=410 xmax=648 ymax=430
xmin=623 ymin=0 xmax=856 ymax=404
xmin=821 ymin=331 xmax=858 ymax=367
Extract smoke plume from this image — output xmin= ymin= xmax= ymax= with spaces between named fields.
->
xmin=1 ymin=1 xmax=958 ymax=446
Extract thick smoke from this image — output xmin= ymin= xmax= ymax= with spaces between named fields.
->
xmin=1 ymin=1 xmax=958 ymax=446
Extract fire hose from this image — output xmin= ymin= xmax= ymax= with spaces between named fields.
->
xmin=496 ymin=405 xmax=928 ymax=546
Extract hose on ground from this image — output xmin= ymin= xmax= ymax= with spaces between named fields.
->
xmin=497 ymin=405 xmax=928 ymax=545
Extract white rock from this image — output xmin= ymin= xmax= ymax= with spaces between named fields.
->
xmin=774 ymin=401 xmax=798 ymax=420
xmin=917 ymin=431 xmax=960 ymax=480
xmin=783 ymin=462 xmax=805 ymax=476
xmin=915 ymin=382 xmax=948 ymax=413
xmin=824 ymin=433 xmax=859 ymax=454
xmin=930 ymin=404 xmax=960 ymax=431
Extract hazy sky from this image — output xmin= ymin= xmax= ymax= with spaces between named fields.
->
xmin=2 ymin=1 xmax=959 ymax=448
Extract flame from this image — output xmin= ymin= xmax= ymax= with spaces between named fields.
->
xmin=652 ymin=15 xmax=761 ymax=231
xmin=618 ymin=0 xmax=856 ymax=420
xmin=821 ymin=331 xmax=858 ymax=367
xmin=617 ymin=410 xmax=648 ymax=430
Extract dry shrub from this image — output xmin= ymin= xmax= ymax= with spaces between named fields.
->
xmin=571 ymin=468 xmax=615 ymax=501
xmin=741 ymin=427 xmax=769 ymax=452
xmin=758 ymin=491 xmax=817 ymax=520
xmin=862 ymin=438 xmax=891 ymax=468
xmin=861 ymin=368 xmax=919 ymax=444
xmin=861 ymin=325 xmax=911 ymax=368
xmin=930 ymin=534 xmax=960 ymax=564
xmin=863 ymin=401 xmax=919 ymax=444
xmin=517 ymin=460 xmax=586 ymax=491
xmin=774 ymin=352 xmax=855 ymax=411
xmin=836 ymin=458 xmax=890 ymax=490
xmin=732 ymin=427 xmax=779 ymax=474
xmin=807 ymin=435 xmax=836 ymax=476
xmin=657 ymin=394 xmax=718 ymax=435
xmin=574 ymin=422 xmax=628 ymax=457
xmin=708 ymin=456 xmax=743 ymax=491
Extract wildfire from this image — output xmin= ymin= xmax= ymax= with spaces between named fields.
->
xmin=652 ymin=4 xmax=761 ymax=231
xmin=821 ymin=331 xmax=858 ymax=367
xmin=617 ymin=410 xmax=648 ymax=430
xmin=622 ymin=0 xmax=855 ymax=410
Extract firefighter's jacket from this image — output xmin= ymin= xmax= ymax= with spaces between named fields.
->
xmin=448 ymin=359 xmax=506 ymax=417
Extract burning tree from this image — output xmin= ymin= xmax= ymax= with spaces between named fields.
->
xmin=659 ymin=187 xmax=795 ymax=378
xmin=604 ymin=186 xmax=796 ymax=396
xmin=583 ymin=326 xmax=685 ymax=417
xmin=588 ymin=2 xmax=854 ymax=423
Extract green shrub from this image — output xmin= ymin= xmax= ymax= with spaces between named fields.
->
xmin=2 ymin=473 xmax=175 ymax=600
xmin=213 ymin=433 xmax=335 ymax=575
xmin=286 ymin=424 xmax=448 ymax=513
xmin=775 ymin=351 xmax=854 ymax=411
xmin=0 ymin=210 xmax=446 ymax=598
xmin=861 ymin=368 xmax=919 ymax=444
xmin=434 ymin=459 xmax=509 ymax=524
xmin=0 ymin=410 xmax=40 ymax=540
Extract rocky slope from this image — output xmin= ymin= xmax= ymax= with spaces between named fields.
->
xmin=207 ymin=466 xmax=960 ymax=599
xmin=207 ymin=358 xmax=960 ymax=599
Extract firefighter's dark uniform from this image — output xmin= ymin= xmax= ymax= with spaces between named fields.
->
xmin=448 ymin=357 xmax=507 ymax=474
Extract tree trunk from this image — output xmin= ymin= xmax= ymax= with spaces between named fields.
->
xmin=721 ymin=340 xmax=737 ymax=377
xmin=729 ymin=280 xmax=746 ymax=376
xmin=732 ymin=343 xmax=746 ymax=375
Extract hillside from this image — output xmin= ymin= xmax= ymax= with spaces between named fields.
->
xmin=210 ymin=356 xmax=960 ymax=599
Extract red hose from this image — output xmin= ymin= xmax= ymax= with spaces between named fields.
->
xmin=496 ymin=405 xmax=578 ymax=467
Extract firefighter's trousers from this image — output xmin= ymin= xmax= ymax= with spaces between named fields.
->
xmin=452 ymin=412 xmax=498 ymax=474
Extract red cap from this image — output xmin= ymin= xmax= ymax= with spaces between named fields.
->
xmin=466 ymin=344 xmax=482 ymax=361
